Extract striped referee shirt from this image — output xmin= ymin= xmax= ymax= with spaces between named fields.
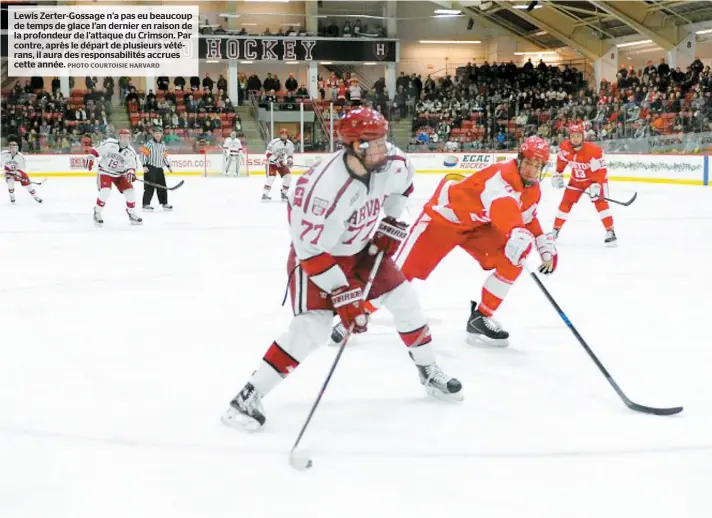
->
xmin=139 ymin=138 xmax=171 ymax=169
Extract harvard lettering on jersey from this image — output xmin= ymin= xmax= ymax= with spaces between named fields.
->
xmin=556 ymin=140 xmax=607 ymax=184
xmin=288 ymin=145 xmax=414 ymax=293
xmin=223 ymin=137 xmax=243 ymax=155
xmin=266 ymin=138 xmax=294 ymax=164
xmin=424 ymin=159 xmax=543 ymax=237
xmin=89 ymin=139 xmax=140 ymax=177
xmin=1 ymin=150 xmax=27 ymax=175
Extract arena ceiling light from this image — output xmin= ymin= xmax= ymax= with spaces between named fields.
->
xmin=218 ymin=13 xmax=240 ymax=18
xmin=514 ymin=51 xmax=556 ymax=55
xmin=513 ymin=3 xmax=542 ymax=9
xmin=363 ymin=62 xmax=378 ymax=65
xmin=616 ymin=39 xmax=653 ymax=48
xmin=419 ymin=40 xmax=481 ymax=44
xmin=696 ymin=28 xmax=712 ymax=35
xmin=434 ymin=9 xmax=462 ymax=15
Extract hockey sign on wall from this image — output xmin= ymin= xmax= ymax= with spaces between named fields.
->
xmin=199 ymin=37 xmax=398 ymax=63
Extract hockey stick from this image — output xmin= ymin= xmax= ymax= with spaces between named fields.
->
xmin=31 ymin=178 xmax=47 ymax=186
xmin=528 ymin=269 xmax=682 ymax=416
xmin=135 ymin=177 xmax=185 ymax=191
xmin=566 ymin=185 xmax=638 ymax=207
xmin=289 ymin=251 xmax=385 ymax=471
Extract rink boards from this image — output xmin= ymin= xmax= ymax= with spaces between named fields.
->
xmin=18 ymin=151 xmax=711 ymax=185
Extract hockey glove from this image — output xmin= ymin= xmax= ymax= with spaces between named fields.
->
xmin=504 ymin=228 xmax=535 ymax=267
xmin=536 ymin=233 xmax=558 ymax=275
xmin=330 ymin=285 xmax=368 ymax=333
xmin=125 ymin=169 xmax=137 ymax=183
xmin=551 ymin=172 xmax=564 ymax=189
xmin=369 ymin=217 xmax=409 ymax=257
xmin=287 ymin=156 xmax=294 ymax=167
xmin=587 ymin=182 xmax=602 ymax=201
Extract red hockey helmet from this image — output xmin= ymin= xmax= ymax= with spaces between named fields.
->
xmin=518 ymin=136 xmax=550 ymax=186
xmin=337 ymin=107 xmax=389 ymax=145
xmin=569 ymin=122 xmax=584 ymax=135
xmin=519 ymin=136 xmax=550 ymax=163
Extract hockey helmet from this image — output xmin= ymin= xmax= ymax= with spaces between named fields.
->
xmin=119 ymin=128 xmax=132 ymax=148
xmin=518 ymin=136 xmax=550 ymax=186
xmin=337 ymin=107 xmax=390 ymax=173
xmin=568 ymin=122 xmax=584 ymax=148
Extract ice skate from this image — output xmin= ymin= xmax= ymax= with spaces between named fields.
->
xmin=414 ymin=360 xmax=463 ymax=401
xmin=466 ymin=301 xmax=509 ymax=347
xmin=32 ymin=193 xmax=42 ymax=203
xmin=9 ymin=193 xmax=15 ymax=204
xmin=281 ymin=190 xmax=288 ymax=202
xmin=261 ymin=193 xmax=271 ymax=202
xmin=551 ymin=228 xmax=559 ymax=240
xmin=93 ymin=207 xmax=104 ymax=226
xmin=162 ymin=204 xmax=173 ymax=211
xmin=604 ymin=229 xmax=617 ymax=247
xmin=126 ymin=209 xmax=143 ymax=225
xmin=221 ymin=382 xmax=266 ymax=431
xmin=142 ymin=204 xmax=154 ymax=211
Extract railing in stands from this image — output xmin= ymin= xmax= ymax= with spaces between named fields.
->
xmin=312 ymin=100 xmax=333 ymax=152
xmin=248 ymin=92 xmax=272 ymax=145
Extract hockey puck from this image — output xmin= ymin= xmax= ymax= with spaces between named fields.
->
xmin=289 ymin=449 xmax=313 ymax=471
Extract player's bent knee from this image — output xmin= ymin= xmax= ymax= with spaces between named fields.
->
xmin=276 ymin=310 xmax=333 ymax=361
xmin=379 ymin=282 xmax=427 ymax=330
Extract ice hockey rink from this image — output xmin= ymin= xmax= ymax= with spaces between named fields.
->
xmin=1 ymin=174 xmax=710 ymax=518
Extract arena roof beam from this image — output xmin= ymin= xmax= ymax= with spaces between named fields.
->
xmin=588 ymin=1 xmax=678 ymax=49
xmin=492 ymin=1 xmax=606 ymax=60
xmin=448 ymin=1 xmax=549 ymax=50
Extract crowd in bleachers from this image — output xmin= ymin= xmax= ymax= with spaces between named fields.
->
xmin=1 ymin=77 xmax=115 ymax=153
xmin=123 ymin=74 xmax=242 ymax=151
xmin=199 ymin=17 xmax=385 ymax=38
xmin=407 ymin=56 xmax=712 ymax=152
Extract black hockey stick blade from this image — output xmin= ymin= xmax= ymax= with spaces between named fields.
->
xmin=31 ymin=178 xmax=47 ymax=186
xmin=528 ymin=270 xmax=683 ymax=417
xmin=613 ymin=191 xmax=637 ymax=207
xmin=136 ymin=178 xmax=185 ymax=191
xmin=625 ymin=400 xmax=683 ymax=416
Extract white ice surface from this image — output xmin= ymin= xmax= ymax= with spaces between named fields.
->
xmin=0 ymin=176 xmax=710 ymax=518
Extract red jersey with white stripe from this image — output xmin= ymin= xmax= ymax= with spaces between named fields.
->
xmin=424 ymin=159 xmax=544 ymax=237
xmin=556 ymin=140 xmax=607 ymax=184
xmin=288 ymin=144 xmax=414 ymax=294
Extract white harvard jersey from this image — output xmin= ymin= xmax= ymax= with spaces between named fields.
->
xmin=90 ymin=139 xmax=140 ymax=177
xmin=287 ymin=146 xmax=414 ymax=293
xmin=266 ymin=138 xmax=294 ymax=164
xmin=223 ymin=137 xmax=243 ymax=155
xmin=1 ymin=150 xmax=27 ymax=175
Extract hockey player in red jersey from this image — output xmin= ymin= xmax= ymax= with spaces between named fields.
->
xmin=221 ymin=107 xmax=463 ymax=431
xmin=2 ymin=137 xmax=42 ymax=204
xmin=332 ymin=137 xmax=557 ymax=348
xmin=551 ymin=123 xmax=617 ymax=246
xmin=88 ymin=129 xmax=143 ymax=226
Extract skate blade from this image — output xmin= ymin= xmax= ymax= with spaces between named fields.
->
xmin=425 ymin=385 xmax=464 ymax=402
xmin=466 ymin=333 xmax=509 ymax=348
xmin=221 ymin=409 xmax=263 ymax=432
xmin=605 ymin=241 xmax=618 ymax=248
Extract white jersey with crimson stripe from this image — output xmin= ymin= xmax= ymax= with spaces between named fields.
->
xmin=2 ymin=150 xmax=27 ymax=175
xmin=287 ymin=144 xmax=414 ymax=294
xmin=89 ymin=139 xmax=140 ymax=177
xmin=266 ymin=138 xmax=294 ymax=164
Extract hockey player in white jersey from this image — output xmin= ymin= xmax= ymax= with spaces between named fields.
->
xmin=222 ymin=131 xmax=243 ymax=176
xmin=2 ymin=137 xmax=42 ymax=204
xmin=222 ymin=107 xmax=463 ymax=431
xmin=262 ymin=128 xmax=294 ymax=201
xmin=88 ymin=129 xmax=143 ymax=226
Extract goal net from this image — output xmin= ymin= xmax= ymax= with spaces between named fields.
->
xmin=202 ymin=144 xmax=251 ymax=177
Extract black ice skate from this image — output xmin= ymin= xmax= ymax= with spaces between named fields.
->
xmin=413 ymin=360 xmax=463 ymax=401
xmin=261 ymin=193 xmax=271 ymax=202
xmin=162 ymin=204 xmax=173 ymax=211
xmin=126 ymin=209 xmax=143 ymax=225
xmin=281 ymin=191 xmax=288 ymax=202
xmin=466 ymin=301 xmax=509 ymax=347
xmin=9 ymin=193 xmax=15 ymax=204
xmin=93 ymin=207 xmax=104 ymax=226
xmin=605 ymin=229 xmax=617 ymax=247
xmin=142 ymin=205 xmax=154 ymax=211
xmin=551 ymin=228 xmax=560 ymax=240
xmin=221 ymin=382 xmax=266 ymax=431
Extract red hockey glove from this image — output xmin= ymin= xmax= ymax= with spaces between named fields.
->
xmin=330 ymin=285 xmax=368 ymax=333
xmin=368 ymin=217 xmax=409 ymax=257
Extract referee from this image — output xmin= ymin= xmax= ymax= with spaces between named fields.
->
xmin=140 ymin=128 xmax=174 ymax=210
